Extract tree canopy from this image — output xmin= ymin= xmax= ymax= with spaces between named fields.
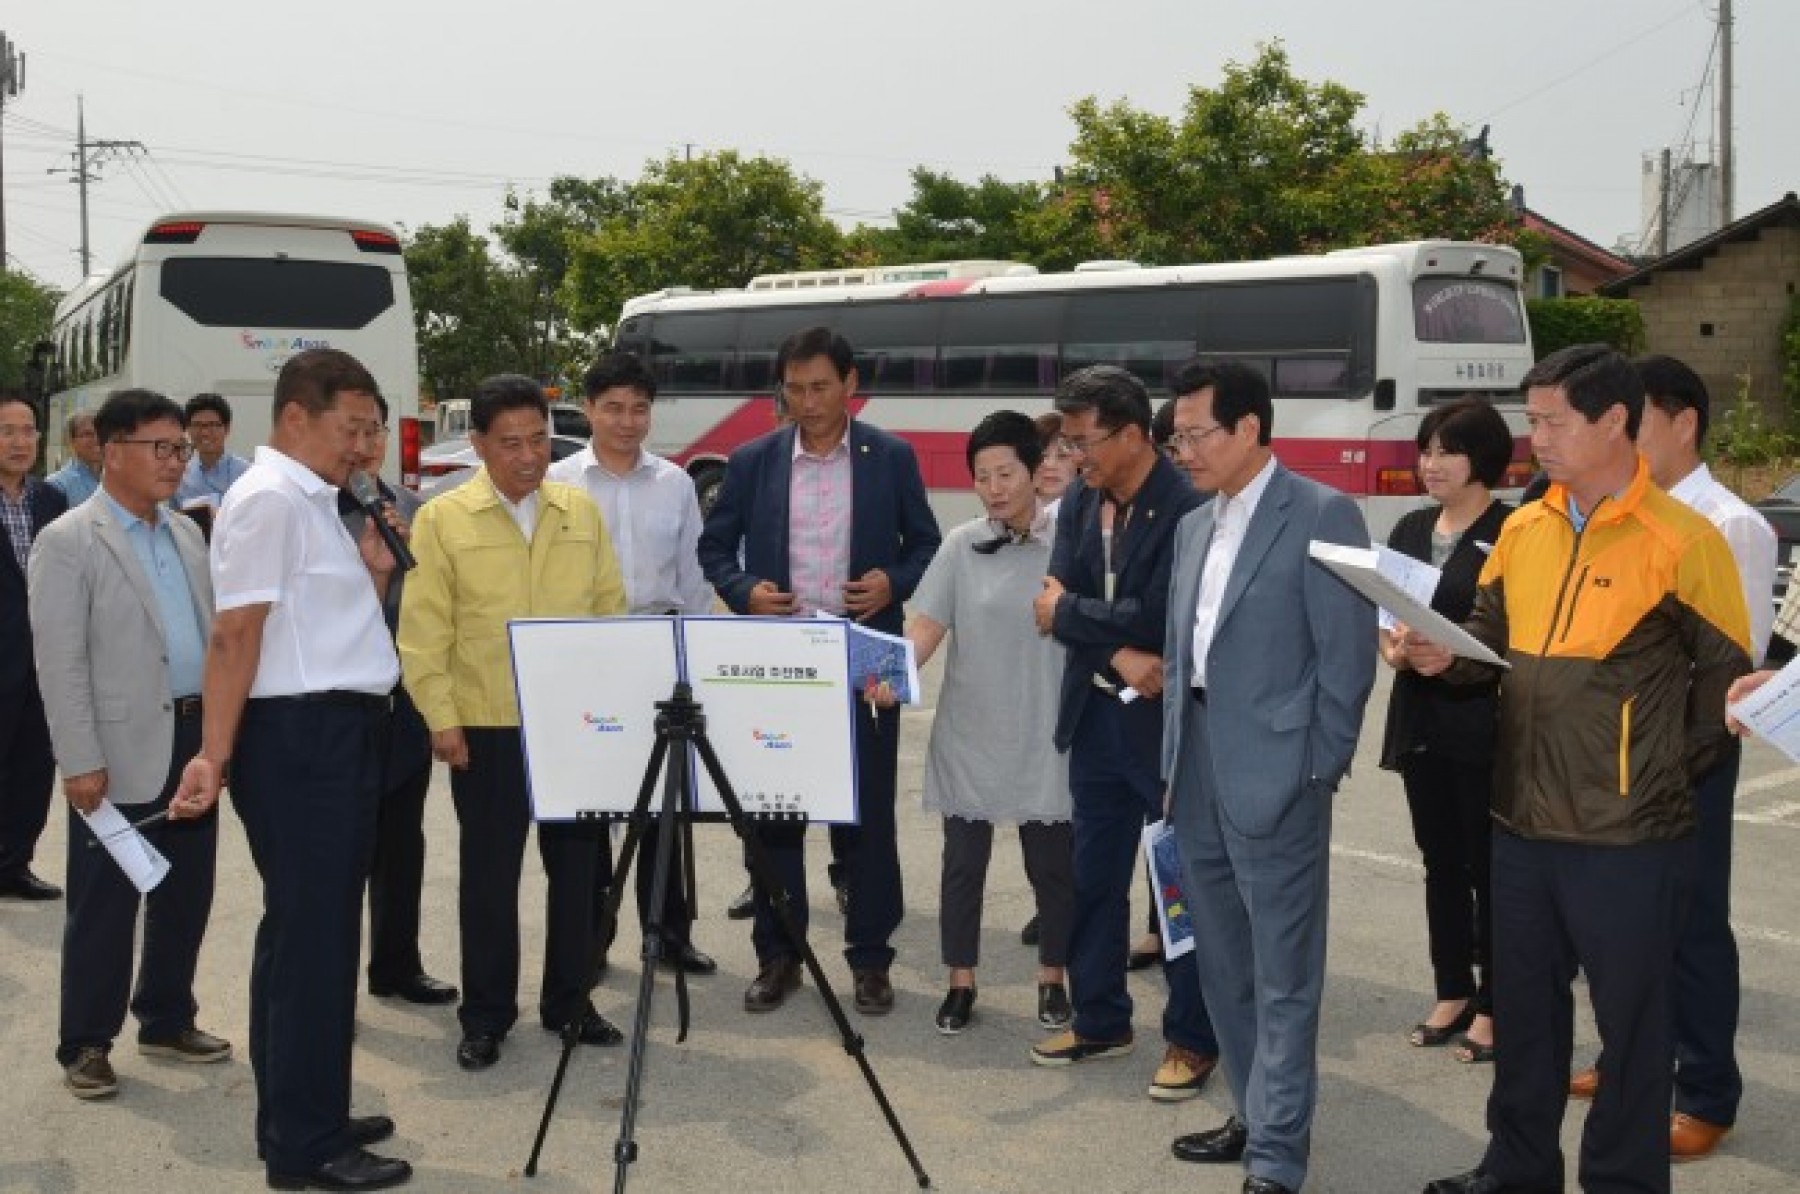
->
xmin=0 ymin=270 xmax=61 ymax=394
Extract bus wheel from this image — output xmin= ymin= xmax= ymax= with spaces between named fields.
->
xmin=693 ymin=465 xmax=726 ymax=517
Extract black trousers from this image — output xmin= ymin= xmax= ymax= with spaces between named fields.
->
xmin=232 ymin=697 xmax=385 ymax=1174
xmin=595 ymin=820 xmax=693 ymax=949
xmin=0 ymin=680 xmax=56 ymax=880
xmin=940 ymin=815 xmax=1073 ymax=969
xmin=366 ymin=758 xmax=432 ymax=988
xmin=1672 ymin=748 xmax=1743 ymax=1124
xmin=58 ymin=708 xmax=217 ymax=1065
xmin=1398 ymin=750 xmax=1493 ymax=1009
xmin=451 ymin=728 xmax=600 ymax=1037
xmin=751 ymin=703 xmax=902 ymax=971
xmin=1482 ymin=830 xmax=1688 ymax=1194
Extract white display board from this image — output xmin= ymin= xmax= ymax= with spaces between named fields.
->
xmin=508 ymin=616 xmax=860 ymax=824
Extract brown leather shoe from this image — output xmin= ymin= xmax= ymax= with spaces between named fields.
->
xmin=743 ymin=957 xmax=802 ymax=1013
xmin=1670 ymin=1112 xmax=1730 ymax=1161
xmin=1569 ymin=1066 xmax=1599 ymax=1100
xmin=852 ymin=968 xmax=894 ymax=1015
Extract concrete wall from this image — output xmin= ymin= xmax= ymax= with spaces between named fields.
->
xmin=1630 ymin=222 xmax=1800 ymax=416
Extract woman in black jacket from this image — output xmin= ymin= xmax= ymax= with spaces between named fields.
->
xmin=1379 ymin=396 xmax=1517 ymax=1064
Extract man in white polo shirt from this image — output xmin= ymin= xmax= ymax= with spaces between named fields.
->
xmin=548 ymin=351 xmax=717 ymax=977
xmin=173 ymin=349 xmax=410 ymax=1192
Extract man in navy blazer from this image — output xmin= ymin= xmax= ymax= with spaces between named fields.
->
xmin=1027 ymin=366 xmax=1218 ymax=1104
xmin=1161 ymin=362 xmax=1376 ymax=1194
xmin=0 ymin=392 xmax=70 ymax=901
xmin=699 ymin=326 xmax=940 ymax=1016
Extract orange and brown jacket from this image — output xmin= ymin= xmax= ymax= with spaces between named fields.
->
xmin=1449 ymin=458 xmax=1751 ymax=844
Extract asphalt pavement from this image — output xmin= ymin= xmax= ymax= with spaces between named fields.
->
xmin=2 ymin=666 xmax=1796 ymax=1193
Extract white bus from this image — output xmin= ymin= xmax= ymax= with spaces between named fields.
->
xmin=46 ymin=211 xmax=424 ymax=485
xmin=613 ymin=241 xmax=1536 ymax=535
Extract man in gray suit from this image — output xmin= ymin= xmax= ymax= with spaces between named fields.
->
xmin=1159 ymin=362 xmax=1376 ymax=1194
xmin=29 ymin=389 xmax=230 ymax=1100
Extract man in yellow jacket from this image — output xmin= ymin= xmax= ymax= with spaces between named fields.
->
xmin=399 ymin=374 xmax=628 ymax=1073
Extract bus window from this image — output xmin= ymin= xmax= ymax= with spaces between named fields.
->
xmin=837 ymin=303 xmax=938 ymax=392
xmin=735 ymin=307 xmax=831 ymax=391
xmin=648 ymin=310 xmax=738 ymax=392
xmin=1063 ymin=289 xmax=1205 ymax=390
xmin=939 ymin=295 xmax=1064 ymax=392
xmin=1413 ymin=278 xmax=1527 ymax=344
xmin=160 ymin=258 xmax=395 ymax=329
xmin=1200 ymin=278 xmax=1364 ymax=353
xmin=1273 ymin=355 xmax=1352 ymax=396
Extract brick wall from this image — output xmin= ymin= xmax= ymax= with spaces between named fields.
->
xmin=1631 ymin=223 xmax=1800 ymax=415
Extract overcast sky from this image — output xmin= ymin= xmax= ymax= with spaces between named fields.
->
xmin=5 ymin=0 xmax=1793 ymax=294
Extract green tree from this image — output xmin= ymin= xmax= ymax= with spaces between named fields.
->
xmin=403 ymin=218 xmax=533 ymax=404
xmin=563 ymin=150 xmax=842 ymax=331
xmin=494 ymin=176 xmax=638 ymax=383
xmin=860 ymin=168 xmax=1051 ymax=265
xmin=0 ymin=269 xmax=61 ymax=392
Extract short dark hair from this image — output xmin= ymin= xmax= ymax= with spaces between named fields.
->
xmin=371 ymin=392 xmax=390 ymax=425
xmin=776 ymin=326 xmax=856 ymax=381
xmin=95 ymin=389 xmax=186 ymax=446
xmin=0 ymin=391 xmax=38 ymax=423
xmin=472 ymin=373 xmax=549 ymax=433
xmin=272 ymin=349 xmax=381 ymax=420
xmin=966 ymin=410 xmax=1043 ymax=476
xmin=584 ymin=352 xmax=657 ymax=402
xmin=1052 ymin=365 xmax=1151 ymax=434
xmin=1171 ymin=359 xmax=1274 ymax=445
xmin=1417 ymin=396 xmax=1514 ymax=488
xmin=1633 ymin=354 xmax=1711 ymax=447
xmin=186 ymin=393 xmax=232 ymax=425
xmin=1151 ymin=398 xmax=1178 ymax=449
xmin=1521 ymin=343 xmax=1643 ymax=439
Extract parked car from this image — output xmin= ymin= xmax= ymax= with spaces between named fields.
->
xmin=1752 ymin=474 xmax=1800 ymax=608
xmin=418 ymin=433 xmax=588 ymax=499
xmin=549 ymin=403 xmax=591 ymax=439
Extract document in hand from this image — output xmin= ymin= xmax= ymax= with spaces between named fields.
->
xmin=1372 ymin=545 xmax=1442 ymax=633
xmin=844 ymin=623 xmax=923 ymax=706
xmin=81 ymin=800 xmax=171 ymax=893
xmin=1141 ymin=820 xmax=1194 ymax=961
xmin=1307 ymin=541 xmax=1509 ymax=668
xmin=1725 ymin=655 xmax=1800 ymax=764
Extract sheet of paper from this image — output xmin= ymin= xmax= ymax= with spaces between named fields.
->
xmin=81 ymin=799 xmax=170 ymax=893
xmin=1725 ymin=656 xmax=1800 ymax=764
xmin=813 ymin=614 xmax=923 ymax=707
xmin=1373 ymin=545 xmax=1443 ymax=633
xmin=1308 ymin=541 xmax=1509 ymax=668
xmin=1141 ymin=820 xmax=1194 ymax=961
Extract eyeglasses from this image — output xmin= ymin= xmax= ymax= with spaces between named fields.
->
xmin=187 ymin=419 xmax=227 ymax=432
xmin=1166 ymin=425 xmax=1227 ymax=452
xmin=116 ymin=439 xmax=196 ymax=461
xmin=1056 ymin=425 xmax=1125 ymax=457
xmin=0 ymin=425 xmax=41 ymax=441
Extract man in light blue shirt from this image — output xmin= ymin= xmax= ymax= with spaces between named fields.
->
xmin=28 ymin=388 xmax=228 ymax=1101
xmin=173 ymin=393 xmax=250 ymax=520
xmin=45 ymin=413 xmax=102 ymax=507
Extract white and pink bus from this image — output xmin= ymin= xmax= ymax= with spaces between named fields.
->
xmin=614 ymin=240 xmax=1535 ymax=535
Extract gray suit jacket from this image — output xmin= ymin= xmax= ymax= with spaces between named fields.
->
xmin=28 ymin=495 xmax=214 ymax=805
xmin=1161 ymin=464 xmax=1376 ymax=838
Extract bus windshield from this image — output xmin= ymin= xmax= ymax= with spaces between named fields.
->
xmin=1412 ymin=277 xmax=1527 ymax=344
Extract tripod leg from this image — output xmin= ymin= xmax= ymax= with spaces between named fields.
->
xmin=524 ymin=1022 xmax=584 ymax=1177
xmin=692 ymin=730 xmax=933 ymax=1190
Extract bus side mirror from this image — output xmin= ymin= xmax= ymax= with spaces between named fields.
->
xmin=1373 ymin=379 xmax=1396 ymax=412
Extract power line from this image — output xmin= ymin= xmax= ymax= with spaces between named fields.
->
xmin=1479 ymin=4 xmax=1700 ymax=123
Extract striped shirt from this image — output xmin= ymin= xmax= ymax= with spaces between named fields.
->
xmin=788 ymin=429 xmax=853 ymax=615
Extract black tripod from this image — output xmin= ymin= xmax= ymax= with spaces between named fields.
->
xmin=524 ymin=681 xmax=932 ymax=1192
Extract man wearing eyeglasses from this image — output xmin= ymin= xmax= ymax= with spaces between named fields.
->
xmin=174 ymin=394 xmax=251 ymax=532
xmin=1028 ymin=366 xmax=1220 ymax=1110
xmin=0 ymin=392 xmax=69 ymax=902
xmin=29 ymin=388 xmax=230 ymax=1101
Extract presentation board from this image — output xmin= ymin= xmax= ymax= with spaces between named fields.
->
xmin=509 ymin=616 xmax=860 ymax=824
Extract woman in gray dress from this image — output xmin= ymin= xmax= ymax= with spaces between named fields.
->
xmin=897 ymin=411 xmax=1074 ymax=1035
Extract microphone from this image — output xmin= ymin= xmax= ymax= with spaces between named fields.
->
xmin=348 ymin=471 xmax=417 ymax=573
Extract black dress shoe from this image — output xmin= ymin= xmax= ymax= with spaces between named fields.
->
xmin=744 ymin=956 xmax=803 ymax=1012
xmin=348 ymin=1116 xmax=394 ymax=1148
xmin=852 ymin=968 xmax=894 ymax=1015
xmin=934 ymin=986 xmax=975 ymax=1034
xmin=1423 ymin=1170 xmax=1533 ymax=1194
xmin=1244 ymin=1178 xmax=1296 ymax=1194
xmin=726 ymin=883 xmax=755 ymax=920
xmin=456 ymin=1032 xmax=501 ymax=1071
xmin=659 ymin=940 xmax=718 ymax=975
xmin=369 ymin=974 xmax=459 ymax=1005
xmin=0 ymin=869 xmax=62 ymax=900
xmin=552 ymin=1006 xmax=624 ymax=1046
xmin=1172 ymin=1116 xmax=1248 ymax=1164
xmin=267 ymin=1145 xmax=412 ymax=1190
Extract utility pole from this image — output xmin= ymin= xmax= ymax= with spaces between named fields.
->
xmin=1717 ymin=0 xmax=1734 ymax=223
xmin=1658 ymin=147 xmax=1672 ymax=256
xmin=52 ymin=97 xmax=143 ymax=276
xmin=0 ymin=32 xmax=24 ymax=269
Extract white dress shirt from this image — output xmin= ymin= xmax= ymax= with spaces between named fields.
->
xmin=547 ymin=445 xmax=712 ymax=614
xmin=1668 ymin=462 xmax=1778 ymax=659
xmin=211 ymin=446 xmax=400 ymax=697
xmin=498 ymin=488 xmax=538 ymax=541
xmin=1191 ymin=455 xmax=1278 ymax=688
